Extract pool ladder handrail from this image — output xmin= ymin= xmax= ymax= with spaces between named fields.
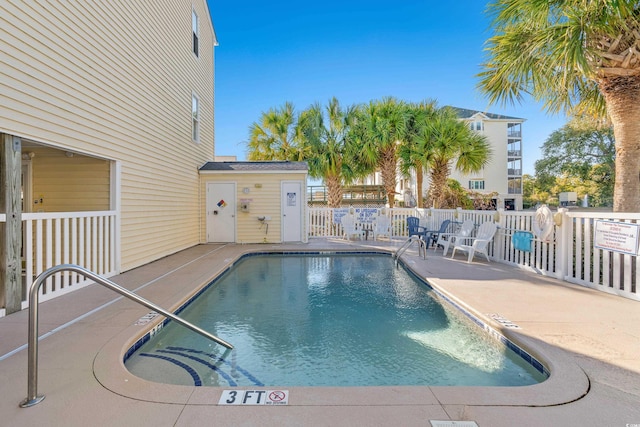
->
xmin=20 ymin=263 xmax=233 ymax=408
xmin=393 ymin=235 xmax=427 ymax=263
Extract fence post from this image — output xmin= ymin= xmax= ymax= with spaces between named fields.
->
xmin=494 ymin=209 xmax=505 ymax=262
xmin=554 ymin=208 xmax=570 ymax=280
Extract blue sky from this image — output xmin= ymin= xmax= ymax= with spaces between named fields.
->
xmin=207 ymin=1 xmax=567 ymax=174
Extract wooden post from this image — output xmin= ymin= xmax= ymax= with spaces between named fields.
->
xmin=0 ymin=133 xmax=23 ymax=314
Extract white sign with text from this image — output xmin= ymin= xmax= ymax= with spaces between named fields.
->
xmin=218 ymin=390 xmax=289 ymax=405
xmin=594 ymin=220 xmax=640 ymax=256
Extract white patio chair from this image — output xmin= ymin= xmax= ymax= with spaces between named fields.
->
xmin=373 ymin=215 xmax=392 ymax=240
xmin=451 ymin=221 xmax=498 ymax=263
xmin=341 ymin=214 xmax=363 ymax=240
xmin=434 ymin=220 xmax=474 ymax=256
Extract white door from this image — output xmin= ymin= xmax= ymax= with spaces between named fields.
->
xmin=282 ymin=181 xmax=302 ymax=242
xmin=206 ymin=182 xmax=236 ymax=242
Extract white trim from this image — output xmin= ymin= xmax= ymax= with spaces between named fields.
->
xmin=21 ymin=159 xmax=33 ymax=213
xmin=192 ymin=92 xmax=200 ymax=143
xmin=192 ymin=7 xmax=199 ymax=58
xmin=111 ymin=160 xmax=122 ymax=274
xmin=199 ymin=170 xmax=306 ymax=175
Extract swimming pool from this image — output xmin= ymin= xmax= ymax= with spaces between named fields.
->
xmin=124 ymin=252 xmax=548 ymax=387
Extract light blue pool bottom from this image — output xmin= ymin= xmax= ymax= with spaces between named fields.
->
xmin=124 ymin=252 xmax=549 ymax=387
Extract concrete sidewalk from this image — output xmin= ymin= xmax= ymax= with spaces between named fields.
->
xmin=1 ymin=240 xmax=639 ymax=426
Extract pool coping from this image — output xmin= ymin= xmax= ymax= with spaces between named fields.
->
xmin=93 ymin=247 xmax=590 ymax=408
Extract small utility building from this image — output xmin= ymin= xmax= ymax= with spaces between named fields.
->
xmin=199 ymin=161 xmax=308 ymax=244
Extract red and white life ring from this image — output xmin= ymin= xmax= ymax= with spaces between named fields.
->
xmin=532 ymin=205 xmax=554 ymax=241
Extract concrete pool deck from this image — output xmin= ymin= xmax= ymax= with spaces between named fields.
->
xmin=1 ymin=239 xmax=639 ymax=426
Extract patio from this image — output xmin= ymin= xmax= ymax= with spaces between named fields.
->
xmin=1 ymin=239 xmax=639 ymax=426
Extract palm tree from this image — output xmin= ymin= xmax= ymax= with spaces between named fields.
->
xmin=398 ymin=100 xmax=439 ymax=207
xmin=300 ymin=98 xmax=359 ymax=207
xmin=247 ymin=102 xmax=307 ymax=161
xmin=352 ymin=97 xmax=409 ymax=207
xmin=477 ymin=1 xmax=640 ymax=212
xmin=419 ymin=107 xmax=492 ymax=208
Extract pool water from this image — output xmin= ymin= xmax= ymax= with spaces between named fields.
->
xmin=125 ymin=253 xmax=548 ymax=387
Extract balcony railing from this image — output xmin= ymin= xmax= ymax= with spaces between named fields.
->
xmin=508 ymin=168 xmax=522 ymax=176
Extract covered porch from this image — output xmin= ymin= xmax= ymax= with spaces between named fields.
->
xmin=1 ymin=135 xmax=118 ymax=316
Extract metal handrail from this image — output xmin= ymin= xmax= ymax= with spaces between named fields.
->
xmin=393 ymin=235 xmax=426 ymax=263
xmin=20 ymin=264 xmax=233 ymax=408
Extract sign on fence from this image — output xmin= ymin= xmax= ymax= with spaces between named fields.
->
xmin=594 ymin=220 xmax=640 ymax=256
xmin=333 ymin=208 xmax=380 ymax=224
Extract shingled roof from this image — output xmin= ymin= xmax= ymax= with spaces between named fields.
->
xmin=446 ymin=106 xmax=524 ymax=121
xmin=199 ymin=161 xmax=308 ymax=172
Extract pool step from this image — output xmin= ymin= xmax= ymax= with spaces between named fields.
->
xmin=139 ymin=346 xmax=263 ymax=387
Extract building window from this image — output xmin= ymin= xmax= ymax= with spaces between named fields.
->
xmin=508 ymin=177 xmax=522 ymax=194
xmin=192 ymin=93 xmax=200 ymax=142
xmin=469 ymin=180 xmax=485 ymax=190
xmin=508 ymin=159 xmax=522 ymax=176
xmin=469 ymin=121 xmax=484 ymax=131
xmin=192 ymin=9 xmax=199 ymax=57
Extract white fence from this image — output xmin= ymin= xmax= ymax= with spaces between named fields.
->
xmin=1 ymin=211 xmax=118 ymax=312
xmin=2 ymin=207 xmax=637 ymax=316
xmin=309 ymin=207 xmax=640 ymax=302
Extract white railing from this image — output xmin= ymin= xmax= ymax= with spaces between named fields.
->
xmin=308 ymin=207 xmax=640 ymax=302
xmin=562 ymin=211 xmax=640 ymax=301
xmin=1 ymin=211 xmax=118 ymax=311
xmin=308 ymin=207 xmax=418 ymax=239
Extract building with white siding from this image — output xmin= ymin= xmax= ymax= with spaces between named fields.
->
xmin=447 ymin=107 xmax=524 ymax=211
xmin=363 ymin=107 xmax=525 ymax=211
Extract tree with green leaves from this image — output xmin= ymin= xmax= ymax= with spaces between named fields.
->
xmin=478 ymin=1 xmax=640 ymax=212
xmin=535 ymin=117 xmax=615 ymax=205
xmin=418 ymin=107 xmax=492 ymax=209
xmin=398 ymin=100 xmax=439 ymax=207
xmin=300 ymin=97 xmax=360 ymax=207
xmin=351 ymin=97 xmax=409 ymax=207
xmin=247 ymin=102 xmax=307 ymax=161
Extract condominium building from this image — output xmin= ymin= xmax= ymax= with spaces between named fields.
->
xmin=447 ymin=107 xmax=524 ymax=211
xmin=385 ymin=107 xmax=525 ymax=210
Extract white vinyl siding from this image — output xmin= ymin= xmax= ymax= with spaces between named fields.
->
xmin=0 ymin=0 xmax=216 ymax=270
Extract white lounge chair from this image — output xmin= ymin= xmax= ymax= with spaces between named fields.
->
xmin=434 ymin=220 xmax=474 ymax=256
xmin=373 ymin=214 xmax=392 ymax=240
xmin=451 ymin=221 xmax=498 ymax=263
xmin=341 ymin=214 xmax=363 ymax=240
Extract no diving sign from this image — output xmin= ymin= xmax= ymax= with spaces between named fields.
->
xmin=218 ymin=390 xmax=289 ymax=405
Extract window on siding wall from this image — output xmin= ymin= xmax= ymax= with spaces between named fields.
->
xmin=469 ymin=180 xmax=485 ymax=190
xmin=192 ymin=93 xmax=200 ymax=142
xmin=192 ymin=9 xmax=199 ymax=57
xmin=470 ymin=121 xmax=484 ymax=131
